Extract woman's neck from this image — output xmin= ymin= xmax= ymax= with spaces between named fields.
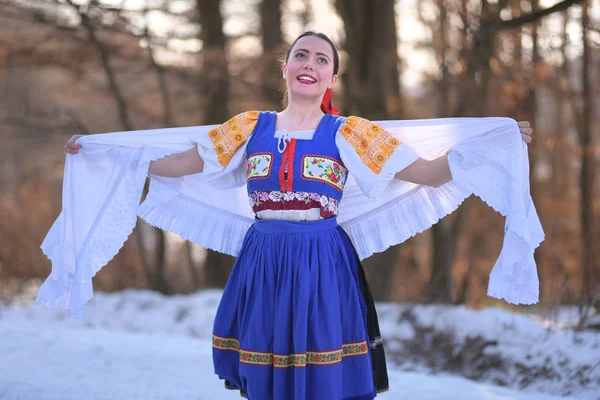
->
xmin=277 ymin=99 xmax=324 ymax=131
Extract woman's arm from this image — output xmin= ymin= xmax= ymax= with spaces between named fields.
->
xmin=148 ymin=147 xmax=205 ymax=177
xmin=394 ymin=154 xmax=451 ymax=187
xmin=64 ymin=135 xmax=205 ymax=178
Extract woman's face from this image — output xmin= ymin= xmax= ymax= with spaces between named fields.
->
xmin=282 ymin=35 xmax=337 ymax=102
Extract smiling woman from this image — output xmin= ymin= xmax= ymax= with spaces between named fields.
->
xmin=51 ymin=31 xmax=543 ymax=400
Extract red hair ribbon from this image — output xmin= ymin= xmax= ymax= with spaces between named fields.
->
xmin=320 ymin=87 xmax=339 ymax=115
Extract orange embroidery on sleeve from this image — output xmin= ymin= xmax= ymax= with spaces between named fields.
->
xmin=209 ymin=111 xmax=260 ymax=167
xmin=339 ymin=116 xmax=401 ymax=174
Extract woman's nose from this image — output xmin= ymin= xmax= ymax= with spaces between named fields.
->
xmin=302 ymin=62 xmax=315 ymax=70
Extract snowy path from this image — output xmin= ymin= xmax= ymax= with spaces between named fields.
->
xmin=0 ymin=319 xmax=573 ymax=400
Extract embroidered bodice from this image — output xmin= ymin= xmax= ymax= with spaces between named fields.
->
xmin=244 ymin=112 xmax=346 ymax=221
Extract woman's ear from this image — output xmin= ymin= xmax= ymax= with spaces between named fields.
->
xmin=330 ymin=74 xmax=338 ymax=87
xmin=281 ymin=63 xmax=286 ymax=79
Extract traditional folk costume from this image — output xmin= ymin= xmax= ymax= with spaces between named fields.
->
xmin=36 ymin=109 xmax=544 ymax=400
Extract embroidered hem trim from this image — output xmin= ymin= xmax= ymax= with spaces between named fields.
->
xmin=213 ymin=334 xmax=371 ymax=368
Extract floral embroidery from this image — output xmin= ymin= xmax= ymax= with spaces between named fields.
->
xmin=342 ymin=341 xmax=370 ymax=357
xmin=247 ymin=152 xmax=273 ymax=180
xmin=302 ymin=155 xmax=348 ymax=191
xmin=305 ymin=349 xmax=342 ymax=365
xmin=248 ymin=191 xmax=338 ymax=219
xmin=274 ymin=354 xmax=307 ymax=368
xmin=213 ymin=334 xmax=369 ymax=367
xmin=212 ymin=334 xmax=240 ymax=351
xmin=339 ymin=116 xmax=401 ymax=174
xmin=209 ymin=111 xmax=259 ymax=167
xmin=240 ymin=350 xmax=273 ymax=365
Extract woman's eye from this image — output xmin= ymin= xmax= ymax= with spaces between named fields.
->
xmin=295 ymin=53 xmax=306 ymax=59
xmin=318 ymin=57 xmax=328 ymax=64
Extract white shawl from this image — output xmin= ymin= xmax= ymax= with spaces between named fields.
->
xmin=36 ymin=116 xmax=544 ymax=317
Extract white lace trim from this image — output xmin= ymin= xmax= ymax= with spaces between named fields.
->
xmin=447 ymin=150 xmax=544 ymax=304
xmin=36 ymin=146 xmax=177 ymax=318
xmin=340 ymin=180 xmax=471 ymax=260
xmin=137 ymin=192 xmax=253 ymax=257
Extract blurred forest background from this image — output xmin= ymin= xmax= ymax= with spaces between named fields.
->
xmin=0 ymin=0 xmax=598 ymax=318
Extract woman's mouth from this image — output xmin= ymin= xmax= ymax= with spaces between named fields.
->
xmin=297 ymin=74 xmax=317 ymax=84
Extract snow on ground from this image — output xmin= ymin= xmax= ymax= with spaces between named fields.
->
xmin=0 ymin=289 xmax=597 ymax=400
xmin=376 ymin=303 xmax=600 ymax=399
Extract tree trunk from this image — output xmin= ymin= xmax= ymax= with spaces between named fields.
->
xmin=335 ymin=0 xmax=399 ymax=119
xmin=335 ymin=0 xmax=400 ymax=301
xmin=197 ymin=0 xmax=230 ymax=124
xmin=426 ymin=0 xmax=453 ymax=303
xmin=577 ymin=1 xmax=595 ymax=323
xmin=67 ymin=0 xmax=159 ymax=291
xmin=425 ymin=0 xmax=472 ymax=303
xmin=526 ymin=0 xmax=542 ymax=270
xmin=196 ymin=0 xmax=235 ymax=288
xmin=259 ymin=0 xmax=284 ymax=107
xmin=144 ymin=12 xmax=173 ymax=294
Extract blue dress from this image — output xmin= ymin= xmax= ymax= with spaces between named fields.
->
xmin=212 ymin=112 xmax=389 ymax=400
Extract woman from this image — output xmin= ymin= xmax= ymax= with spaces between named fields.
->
xmin=57 ymin=32 xmax=537 ymax=400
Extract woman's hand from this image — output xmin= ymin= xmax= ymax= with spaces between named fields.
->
xmin=518 ymin=121 xmax=533 ymax=144
xmin=64 ymin=135 xmax=84 ymax=154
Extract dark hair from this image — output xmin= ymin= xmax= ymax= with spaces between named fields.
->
xmin=284 ymin=31 xmax=339 ymax=75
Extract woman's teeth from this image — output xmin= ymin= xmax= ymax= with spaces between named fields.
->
xmin=297 ymin=76 xmax=316 ymax=83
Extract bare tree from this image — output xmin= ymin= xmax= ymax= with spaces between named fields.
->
xmin=259 ymin=0 xmax=284 ymax=107
xmin=576 ymin=1 xmax=595 ymax=324
xmin=196 ymin=0 xmax=237 ymax=288
xmin=335 ymin=0 xmax=402 ymax=301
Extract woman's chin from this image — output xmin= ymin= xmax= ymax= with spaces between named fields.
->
xmin=288 ymin=86 xmax=325 ymax=101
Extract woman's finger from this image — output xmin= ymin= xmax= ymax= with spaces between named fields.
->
xmin=518 ymin=121 xmax=531 ymax=127
xmin=520 ymin=127 xmax=533 ymax=135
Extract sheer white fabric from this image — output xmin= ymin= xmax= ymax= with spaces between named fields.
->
xmin=36 ymin=117 xmax=544 ymax=317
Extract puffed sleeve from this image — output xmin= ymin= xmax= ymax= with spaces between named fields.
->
xmin=336 ymin=116 xmax=420 ymax=198
xmin=194 ymin=110 xmax=259 ymax=189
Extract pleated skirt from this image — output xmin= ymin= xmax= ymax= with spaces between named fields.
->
xmin=212 ymin=217 xmax=389 ymax=400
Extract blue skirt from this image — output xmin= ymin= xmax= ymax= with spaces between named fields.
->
xmin=212 ymin=217 xmax=388 ymax=400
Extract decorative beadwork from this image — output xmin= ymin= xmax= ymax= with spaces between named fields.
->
xmin=247 ymin=152 xmax=273 ymax=180
xmin=302 ymin=155 xmax=348 ymax=192
xmin=339 ymin=116 xmax=401 ymax=174
xmin=213 ymin=334 xmax=369 ymax=367
xmin=209 ymin=111 xmax=259 ymax=167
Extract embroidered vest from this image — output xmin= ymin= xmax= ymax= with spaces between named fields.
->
xmin=245 ymin=111 xmax=348 ymax=202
